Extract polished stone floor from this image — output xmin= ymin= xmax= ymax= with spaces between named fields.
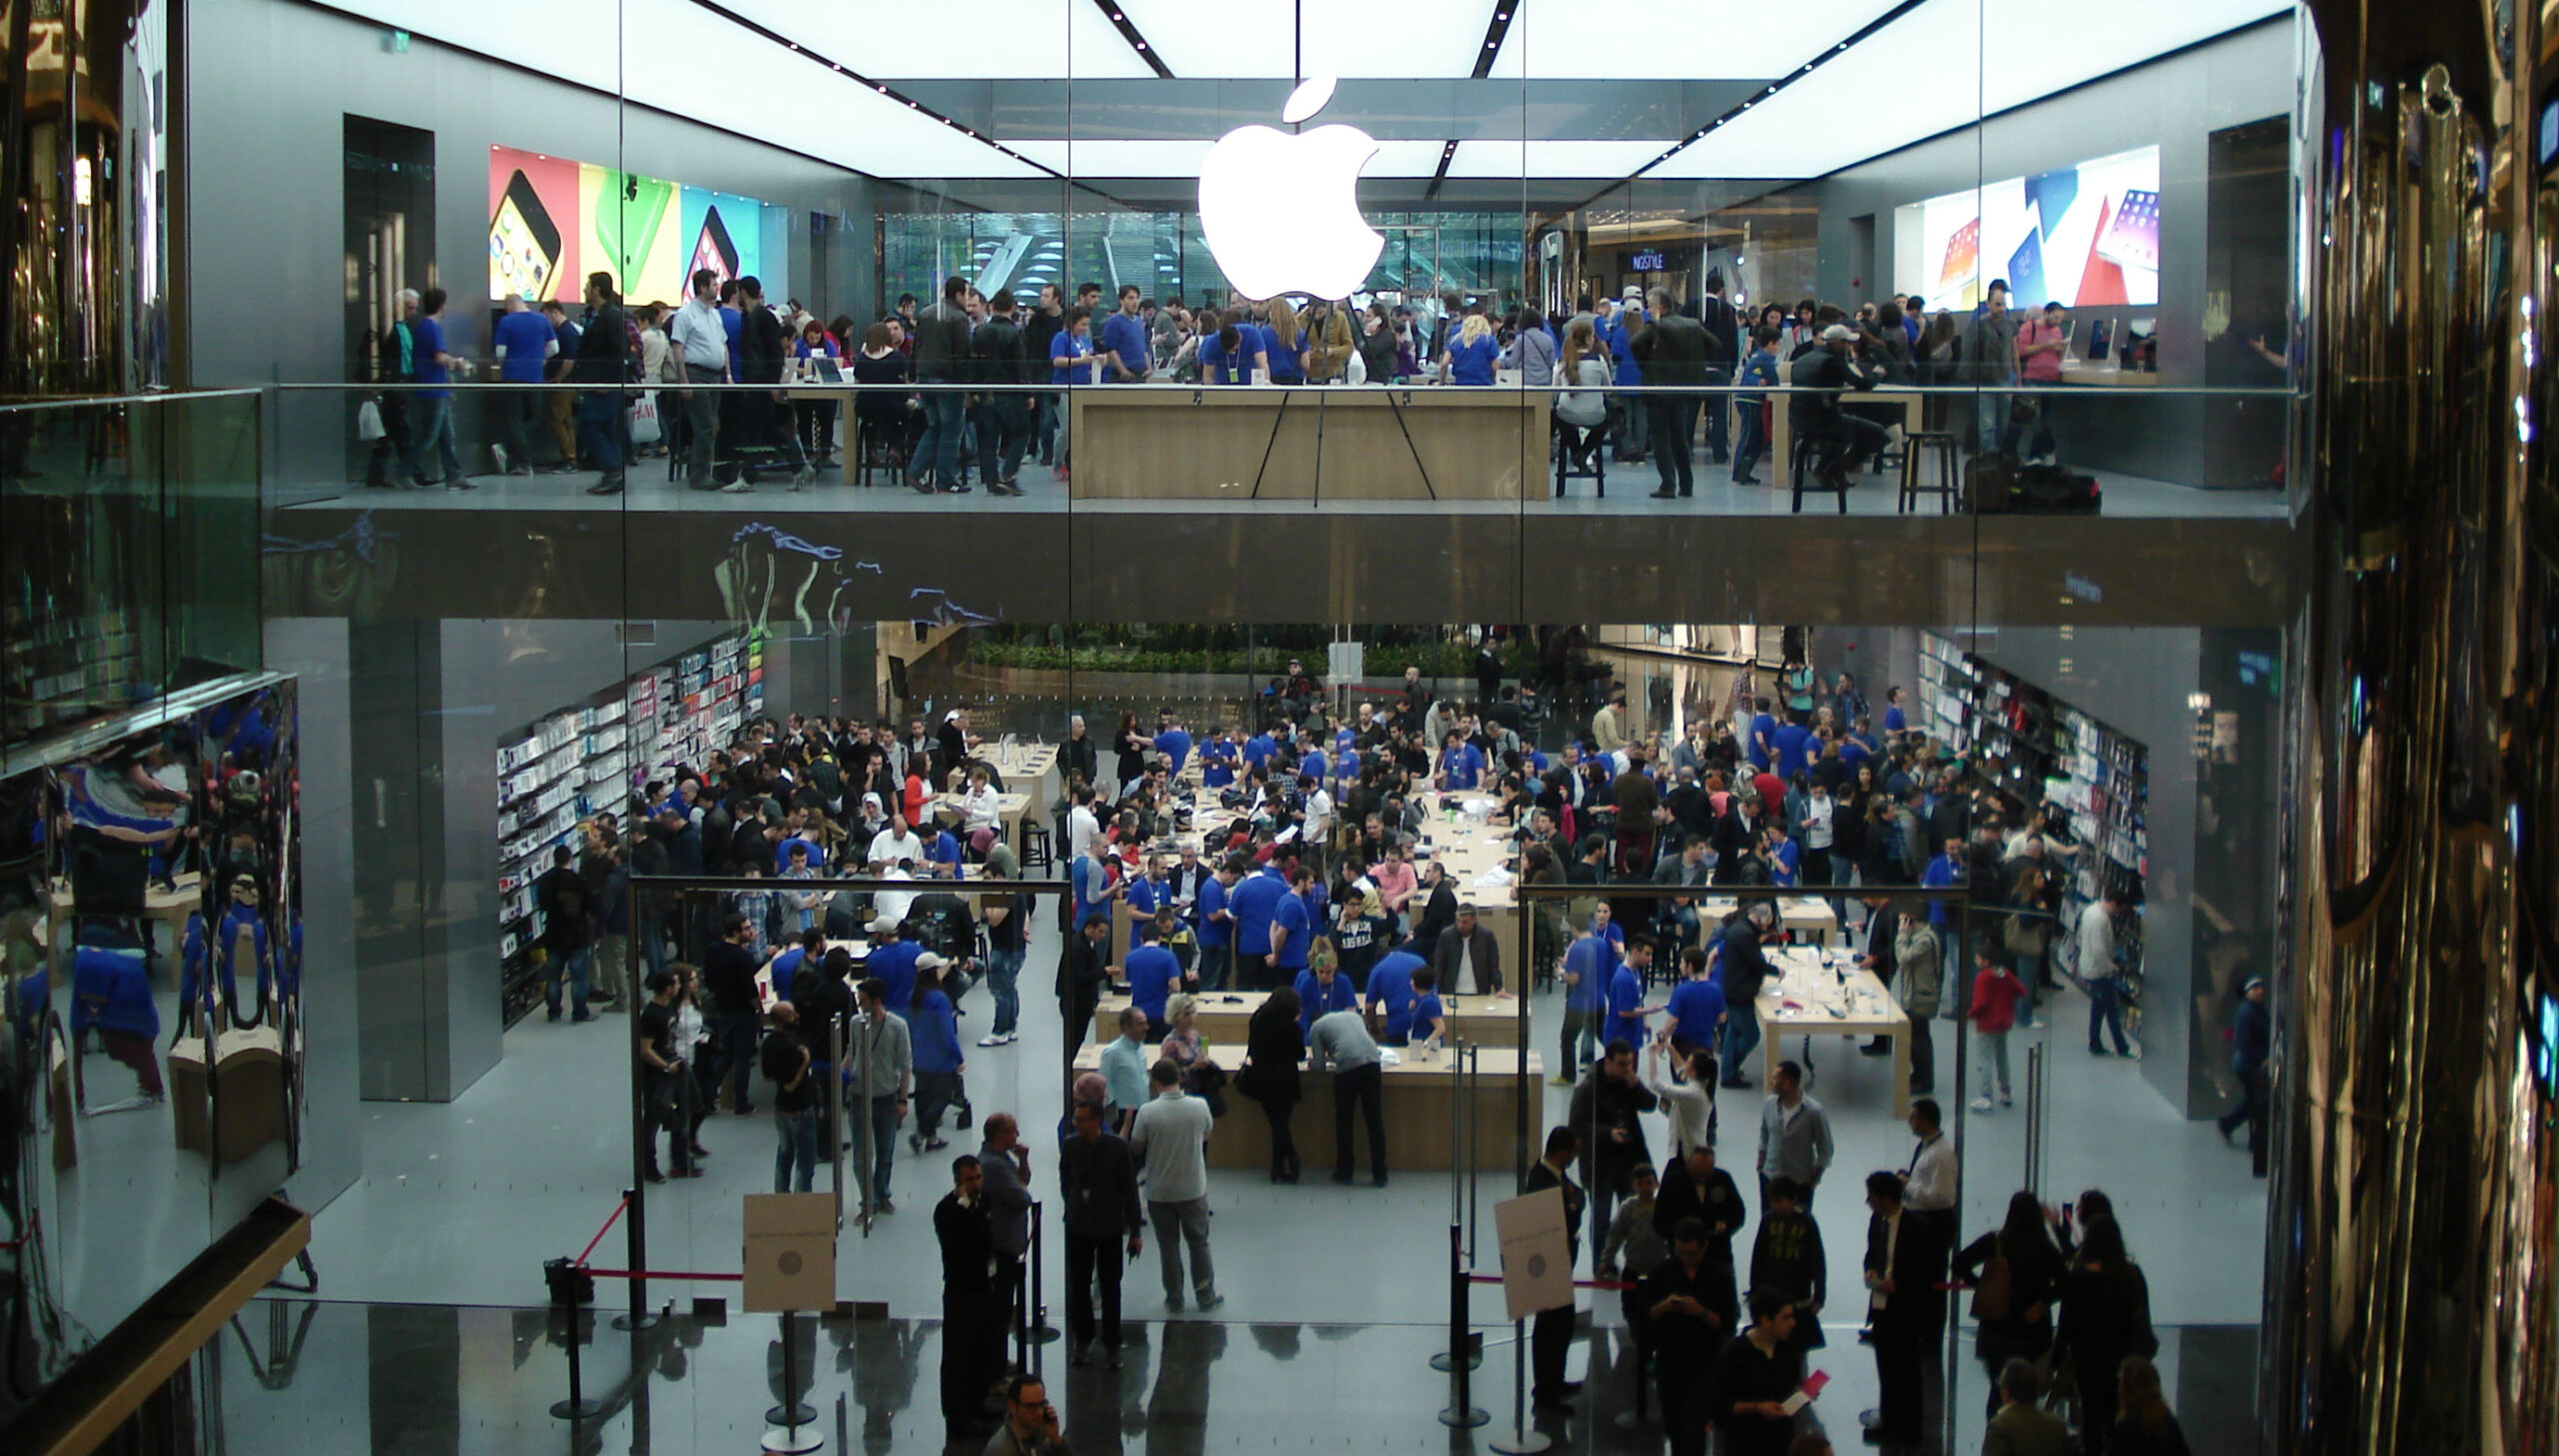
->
xmin=210 ymin=1297 xmax=2254 ymax=1455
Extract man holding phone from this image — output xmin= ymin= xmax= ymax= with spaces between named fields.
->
xmin=987 ymin=1374 xmax=1068 ymax=1454
xmin=669 ymin=268 xmax=729 ymax=491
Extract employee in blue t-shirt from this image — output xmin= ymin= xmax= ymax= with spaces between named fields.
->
xmin=1440 ymin=316 xmax=1501 ymax=386
xmin=1228 ymin=861 xmax=1286 ymax=988
xmin=1772 ymin=720 xmax=1813 ymax=780
xmin=405 ymin=287 xmax=465 ymax=488
xmin=490 ymin=296 xmax=556 ymax=477
xmin=1882 ymin=688 xmax=1908 ymax=734
xmin=1606 ymin=937 xmax=1657 ymax=1048
xmin=1663 ymin=944 xmax=1727 ymax=1058
xmin=1408 ymin=967 xmax=1448 ymax=1047
xmin=1294 ymin=957 xmax=1357 ymax=1038
xmin=1124 ymin=921 xmax=1184 ymax=1033
xmin=1125 ymin=858 xmax=1172 ymax=950
xmin=1436 ymin=731 xmax=1485 ymax=791
xmin=1153 ymin=717 xmax=1194 ymax=775
xmin=1557 ymin=918 xmax=1616 ymax=1083
xmin=1748 ymin=701 xmax=1780 ymax=770
xmin=1196 ymin=858 xmax=1241 ymax=989
xmin=1200 ymin=729 xmax=1239 ymax=788
xmin=1363 ymin=946 xmax=1425 ymax=1043
xmin=1272 ymin=864 xmax=1316 ymax=978
xmin=1100 ymin=286 xmax=1152 ymax=382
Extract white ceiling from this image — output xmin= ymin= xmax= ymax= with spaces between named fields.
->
xmin=316 ymin=0 xmax=2287 ymax=184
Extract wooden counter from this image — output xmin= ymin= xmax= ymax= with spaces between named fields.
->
xmin=1754 ymin=946 xmax=1911 ymax=1116
xmin=1766 ymin=388 xmax=1924 ymax=487
xmin=1069 ymin=385 xmax=1548 ymax=501
xmin=1076 ymin=1044 xmax=1541 ymax=1171
xmin=1094 ymin=986 xmax=1524 ymax=1051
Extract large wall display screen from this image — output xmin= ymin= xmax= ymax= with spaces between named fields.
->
xmin=1894 ymin=145 xmax=2160 ymax=310
xmin=488 ymin=145 xmax=768 ymax=304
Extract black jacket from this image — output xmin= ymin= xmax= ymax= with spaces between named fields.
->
xmin=1567 ymin=1070 xmax=1658 ymax=1175
xmin=1243 ymin=1000 xmax=1304 ymax=1106
xmin=971 ymin=316 xmax=1032 ymax=387
xmin=1430 ymin=922 xmax=1503 ymax=995
xmin=1057 ymin=928 xmax=1110 ymax=1008
xmin=1694 ymin=294 xmax=1740 ymax=366
xmin=935 ymin=1190 xmax=996 ymax=1290
xmin=1654 ymin=1157 xmax=1749 ymax=1265
xmin=739 ymin=305 xmax=787 ymax=385
xmin=1057 ymin=1131 xmax=1144 ymax=1239
xmin=1631 ymin=313 xmax=1715 ymax=387
xmin=1863 ymin=1207 xmax=1947 ymax=1334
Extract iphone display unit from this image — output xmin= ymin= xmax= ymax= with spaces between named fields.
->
xmin=489 ymin=170 xmax=562 ymax=302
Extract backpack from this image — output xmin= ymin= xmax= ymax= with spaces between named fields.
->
xmin=1970 ymin=1250 xmax=2015 ymax=1321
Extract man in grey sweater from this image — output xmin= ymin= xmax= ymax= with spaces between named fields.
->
xmin=851 ymin=976 xmax=914 ymax=1215
xmin=1309 ymin=1006 xmax=1389 ymax=1186
xmin=1754 ymin=1058 xmax=1834 ymax=1211
xmin=1127 ymin=1060 xmax=1222 ymax=1311
xmin=980 ymin=1113 xmax=1034 ymax=1357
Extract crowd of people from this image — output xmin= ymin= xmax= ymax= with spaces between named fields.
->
xmin=506 ymin=635 xmax=2239 ymax=1452
xmin=362 ymin=266 xmax=2079 ymax=507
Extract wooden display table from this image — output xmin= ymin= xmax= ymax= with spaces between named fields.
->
xmin=1069 ymin=385 xmax=1548 ymax=501
xmin=1093 ymin=986 xmax=1522 ymax=1051
xmin=1698 ymin=894 xmax=1841 ymax=945
xmin=926 ymin=789 xmax=1031 ymax=857
xmin=1075 ymin=1044 xmax=1540 ymax=1171
xmin=45 ymin=870 xmax=202 ymax=972
xmin=1754 ymin=946 xmax=1911 ymax=1116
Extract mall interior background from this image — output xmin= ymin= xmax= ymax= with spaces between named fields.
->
xmin=4 ymin=0 xmax=2553 ymax=1453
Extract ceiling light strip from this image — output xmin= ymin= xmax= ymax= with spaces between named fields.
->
xmin=1089 ymin=0 xmax=1175 ymax=79
xmin=1424 ymin=139 xmax=1460 ymax=201
xmin=1471 ymin=2 xmax=1519 ymax=80
xmin=1581 ymin=0 xmax=1929 ymax=205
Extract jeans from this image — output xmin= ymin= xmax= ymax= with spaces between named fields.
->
xmin=1611 ymin=391 xmax=1647 ymax=456
xmin=682 ymin=366 xmax=722 ymax=483
xmin=646 ymin=1069 xmax=693 ymax=1176
xmin=2012 ymin=946 xmax=2044 ymax=1021
xmin=1646 ymin=396 xmax=1700 ymax=494
xmin=913 ymin=389 xmax=965 ymax=484
xmin=407 ymin=396 xmax=463 ymax=484
xmin=544 ymin=944 xmax=592 ymax=1016
xmin=2088 ymin=976 xmax=2132 ymax=1054
xmin=1720 ymin=999 xmax=1762 ymax=1082
xmin=986 ymin=944 xmax=1024 ymax=1035
xmin=774 ymin=1106 xmax=820 ymax=1191
xmin=1560 ymin=1006 xmax=1596 ymax=1075
xmin=706 ymin=1011 xmax=759 ymax=1110
xmin=973 ymin=393 xmax=1031 ymax=483
xmin=860 ymin=1093 xmax=901 ymax=1205
xmin=1975 ymin=1026 xmax=2013 ymax=1100
xmin=1149 ymin=1197 xmax=1216 ymax=1300
xmin=500 ymin=387 xmax=544 ymax=467
xmin=1199 ymin=940 xmax=1233 ymax=991
xmin=576 ymin=393 xmax=624 ymax=479
xmin=1065 ymin=1232 xmax=1125 ymax=1349
xmin=1976 ymin=388 xmax=2013 ymax=457
xmin=1332 ymin=1061 xmax=1387 ymax=1179
xmin=1033 ymin=391 xmax=1060 ymax=460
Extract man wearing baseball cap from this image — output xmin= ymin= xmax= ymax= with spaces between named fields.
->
xmin=2219 ymin=975 xmax=2272 ymax=1171
xmin=1792 ymin=323 xmax=1887 ymax=495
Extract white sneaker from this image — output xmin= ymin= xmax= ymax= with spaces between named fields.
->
xmin=719 ymin=479 xmax=755 ymax=494
xmin=1969 ymin=1096 xmax=1995 ymax=1113
xmin=977 ymin=1033 xmax=1008 ymax=1047
xmin=491 ymin=443 xmax=510 ymax=474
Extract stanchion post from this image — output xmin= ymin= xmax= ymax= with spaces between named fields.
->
xmin=1436 ymin=1221 xmax=1487 ymax=1426
xmin=615 ymin=1183 xmax=657 ymax=1332
xmin=1028 ymin=1200 xmax=1059 ymax=1351
xmin=546 ymin=1259 xmax=602 ymax=1421
xmin=1487 ymin=1314 xmax=1550 ymax=1454
xmin=763 ymin=1309 xmax=822 ymax=1452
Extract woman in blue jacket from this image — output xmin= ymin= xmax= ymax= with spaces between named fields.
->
xmin=907 ymin=953 xmax=965 ymax=1152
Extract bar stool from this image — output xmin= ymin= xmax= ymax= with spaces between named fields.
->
xmin=1020 ymin=821 xmax=1055 ymax=874
xmin=1899 ymin=431 xmax=1962 ymax=515
xmin=1789 ymin=432 xmax=1850 ymax=515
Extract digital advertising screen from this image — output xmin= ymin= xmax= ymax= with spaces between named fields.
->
xmin=489 ymin=147 xmax=774 ymax=305
xmin=1894 ymin=145 xmax=2160 ymax=310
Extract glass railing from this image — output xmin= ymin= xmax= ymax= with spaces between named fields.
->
xmin=1 ymin=391 xmax=264 ymax=752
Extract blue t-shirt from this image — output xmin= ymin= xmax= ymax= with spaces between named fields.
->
xmin=1265 ymin=324 xmax=1302 ymax=383
xmin=1301 ymin=748 xmax=1328 ymax=783
xmin=413 ymin=317 xmax=451 ymax=397
xmin=1201 ymin=739 xmax=1238 ymax=787
xmin=1364 ymin=950 xmax=1423 ymax=1042
xmin=1294 ymin=968 xmax=1357 ymax=1037
xmin=1273 ymin=892 xmax=1312 ymax=970
xmin=1243 ymin=732 xmax=1278 ymax=768
xmin=553 ymin=317 xmax=583 ymax=371
xmin=777 ymin=837 xmax=828 ymax=874
xmin=1666 ymin=977 xmax=1727 ymax=1049
xmin=867 ymin=939 xmax=921 ymax=1015
xmin=1609 ymin=309 xmax=1644 ymax=385
xmin=1883 ymin=706 xmax=1907 ymax=733
xmin=1154 ymin=728 xmax=1194 ymax=775
xmin=1197 ymin=874 xmax=1234 ymax=947
xmin=1440 ymin=742 xmax=1485 ymax=790
xmin=1748 ymin=713 xmax=1779 ymax=769
xmin=1229 ymin=869 xmax=1284 ymax=955
xmin=718 ymin=307 xmax=743 ymax=382
xmin=494 ymin=310 xmax=555 ymax=383
xmin=1447 ymin=333 xmax=1500 ymax=386
xmin=925 ymin=830 xmax=964 ymax=873
xmin=1562 ymin=935 xmax=1615 ymax=1012
xmin=1126 ymin=875 xmax=1171 ymax=948
xmin=1125 ymin=943 xmax=1183 ymax=1026
xmin=1922 ymin=853 xmax=1960 ymax=925
xmin=1100 ymin=312 xmax=1150 ymax=380
xmin=1772 ymin=724 xmax=1813 ymax=780
xmin=1838 ymin=737 xmax=1872 ymax=771
xmin=1410 ymin=991 xmax=1446 ymax=1043
xmin=1607 ymin=963 xmax=1648 ymax=1046
xmin=911 ymin=990 xmax=962 ymax=1073
xmin=1767 ymin=838 xmax=1800 ymax=886
xmin=1051 ymin=329 xmax=1095 ymax=385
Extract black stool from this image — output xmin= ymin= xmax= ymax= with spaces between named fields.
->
xmin=1899 ymin=431 xmax=1961 ymax=514
xmin=1789 ymin=431 xmax=1849 ymax=515
xmin=1553 ymin=418 xmax=1606 ymax=498
xmin=1020 ymin=821 xmax=1054 ymax=874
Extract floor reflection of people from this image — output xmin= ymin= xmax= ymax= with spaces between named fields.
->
xmin=848 ymin=1318 xmax=920 ymax=1456
xmin=1142 ymin=1320 xmax=1227 ymax=1456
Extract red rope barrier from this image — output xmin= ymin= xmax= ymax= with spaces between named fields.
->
xmin=573 ymin=1194 xmax=632 ymax=1269
xmin=579 ymin=1267 xmax=746 ymax=1282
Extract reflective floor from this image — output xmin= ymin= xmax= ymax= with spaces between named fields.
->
xmin=209 ymin=1298 xmax=2256 ymax=1455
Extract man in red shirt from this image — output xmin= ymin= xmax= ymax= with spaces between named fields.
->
xmin=2013 ymin=301 xmax=2070 ymax=466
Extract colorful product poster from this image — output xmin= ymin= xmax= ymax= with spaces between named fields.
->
xmin=487 ymin=146 xmax=581 ymax=303
xmin=489 ymin=147 xmax=772 ymax=305
xmin=1894 ymin=145 xmax=2160 ymax=310
xmin=578 ymin=164 xmax=682 ymax=304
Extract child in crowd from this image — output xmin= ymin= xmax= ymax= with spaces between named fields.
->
xmin=1967 ymin=945 xmax=2029 ymax=1112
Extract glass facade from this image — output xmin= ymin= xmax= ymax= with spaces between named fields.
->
xmin=0 ymin=2 xmax=2394 ymax=1451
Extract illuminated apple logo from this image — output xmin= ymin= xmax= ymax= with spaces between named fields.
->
xmin=1199 ymin=76 xmax=1381 ymax=302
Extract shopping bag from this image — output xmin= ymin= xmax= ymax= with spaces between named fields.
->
xmin=629 ymin=396 xmax=663 ymax=446
xmin=357 ymin=399 xmax=387 ymax=442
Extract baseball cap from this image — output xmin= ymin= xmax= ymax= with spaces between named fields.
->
xmin=869 ymin=914 xmax=900 ymax=934
xmin=915 ymin=952 xmax=949 ymax=971
xmin=1819 ymin=324 xmax=1857 ymax=342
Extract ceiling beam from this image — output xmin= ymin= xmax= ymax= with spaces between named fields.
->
xmin=1471 ymin=2 xmax=1519 ymax=80
xmin=1090 ymin=0 xmax=1176 ymax=79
